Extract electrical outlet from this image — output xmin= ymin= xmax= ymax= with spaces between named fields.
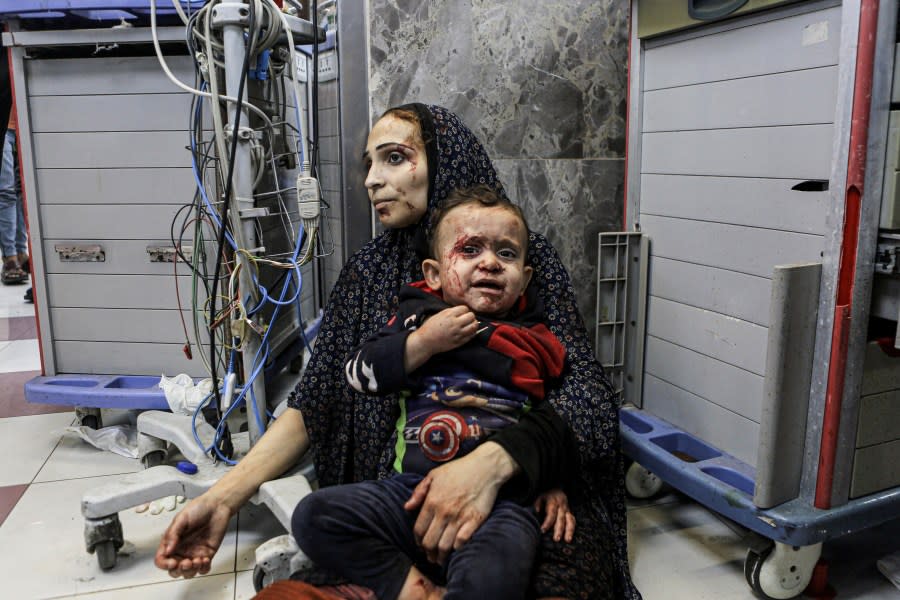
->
xmin=317 ymin=50 xmax=338 ymax=82
xmin=296 ymin=55 xmax=308 ymax=83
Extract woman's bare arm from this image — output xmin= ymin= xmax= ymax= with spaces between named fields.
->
xmin=155 ymin=407 xmax=309 ymax=577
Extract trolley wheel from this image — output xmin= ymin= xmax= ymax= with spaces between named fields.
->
xmin=744 ymin=545 xmax=770 ymax=592
xmin=94 ymin=540 xmax=118 ymax=571
xmin=253 ymin=564 xmax=268 ymax=592
xmin=744 ymin=542 xmax=822 ymax=599
xmin=76 ymin=407 xmax=102 ymax=429
xmin=141 ymin=450 xmax=166 ymax=469
xmin=624 ymin=461 xmax=664 ymax=499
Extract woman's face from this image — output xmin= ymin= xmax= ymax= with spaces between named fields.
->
xmin=363 ymin=115 xmax=429 ymax=229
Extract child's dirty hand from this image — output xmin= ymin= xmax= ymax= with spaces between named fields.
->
xmin=534 ymin=488 xmax=576 ymax=543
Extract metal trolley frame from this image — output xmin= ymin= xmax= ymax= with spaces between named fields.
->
xmin=606 ymin=1 xmax=900 ymax=598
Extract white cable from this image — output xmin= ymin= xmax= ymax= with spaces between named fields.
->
xmin=270 ymin=1 xmax=310 ymax=166
xmin=150 ymin=0 xmax=275 ymax=129
xmin=169 ymin=0 xmax=190 ymax=26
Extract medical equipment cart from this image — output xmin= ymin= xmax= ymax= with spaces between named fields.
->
xmin=2 ymin=0 xmax=330 ymax=572
xmin=2 ymin=1 xmax=319 ymax=425
xmin=600 ymin=1 xmax=900 ymax=598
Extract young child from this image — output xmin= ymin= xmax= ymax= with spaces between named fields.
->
xmin=293 ymin=185 xmax=575 ymax=600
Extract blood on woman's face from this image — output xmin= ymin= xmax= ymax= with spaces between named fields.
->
xmin=363 ymin=115 xmax=429 ymax=229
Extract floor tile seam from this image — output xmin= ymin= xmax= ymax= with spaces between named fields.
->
xmin=31 ymin=469 xmax=140 ymax=485
xmin=27 ymin=424 xmax=68 ymax=486
xmin=39 ymin=571 xmax=237 ymax=599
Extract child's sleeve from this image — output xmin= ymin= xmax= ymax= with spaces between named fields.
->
xmin=490 ymin=399 xmax=578 ymax=504
xmin=344 ymin=307 xmax=417 ymax=395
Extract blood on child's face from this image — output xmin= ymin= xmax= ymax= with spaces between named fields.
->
xmin=431 ymin=204 xmax=532 ymax=317
xmin=363 ymin=115 xmax=429 ymax=229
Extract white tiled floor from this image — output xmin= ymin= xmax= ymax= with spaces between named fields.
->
xmin=0 ymin=338 xmax=40 ymax=373
xmin=2 ymin=282 xmax=899 ymax=599
xmin=0 ymin=280 xmax=35 ymax=318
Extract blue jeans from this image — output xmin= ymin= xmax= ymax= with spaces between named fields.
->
xmin=293 ymin=473 xmax=540 ymax=600
xmin=0 ymin=129 xmax=26 ymax=259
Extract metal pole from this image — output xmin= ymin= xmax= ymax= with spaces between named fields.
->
xmin=214 ymin=1 xmax=267 ymax=446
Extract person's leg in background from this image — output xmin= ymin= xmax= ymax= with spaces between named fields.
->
xmin=0 ymin=127 xmax=27 ymax=285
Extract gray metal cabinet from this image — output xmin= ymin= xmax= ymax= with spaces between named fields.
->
xmin=621 ymin=0 xmax=900 ymax=511
xmin=8 ymin=33 xmax=315 ymax=378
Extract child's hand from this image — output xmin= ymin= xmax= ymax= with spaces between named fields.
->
xmin=534 ymin=488 xmax=576 ymax=543
xmin=418 ymin=305 xmax=478 ymax=354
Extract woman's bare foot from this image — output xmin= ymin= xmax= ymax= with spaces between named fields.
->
xmin=397 ymin=565 xmax=446 ymax=600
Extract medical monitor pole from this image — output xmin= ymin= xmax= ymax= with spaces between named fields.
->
xmin=214 ymin=2 xmax=267 ymax=446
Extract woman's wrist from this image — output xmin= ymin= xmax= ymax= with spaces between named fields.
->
xmin=475 ymin=441 xmax=521 ymax=487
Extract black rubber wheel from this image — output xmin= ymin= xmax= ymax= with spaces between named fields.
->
xmin=253 ymin=564 xmax=267 ymax=592
xmin=745 ymin=548 xmax=761 ymax=588
xmin=141 ymin=450 xmax=166 ymax=469
xmin=81 ymin=413 xmax=102 ymax=430
xmin=745 ymin=545 xmax=776 ymax=599
xmin=95 ymin=540 xmax=118 ymax=571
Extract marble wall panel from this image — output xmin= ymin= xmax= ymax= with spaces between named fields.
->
xmin=494 ymin=158 xmax=624 ymax=334
xmin=368 ymin=0 xmax=629 ymax=160
xmin=367 ymin=0 xmax=629 ymax=343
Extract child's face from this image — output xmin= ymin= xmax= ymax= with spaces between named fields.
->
xmin=423 ymin=204 xmax=533 ymax=317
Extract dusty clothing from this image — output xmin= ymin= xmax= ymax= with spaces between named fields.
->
xmin=294 ymin=473 xmax=540 ymax=600
xmin=289 ymin=104 xmax=640 ymax=599
xmin=345 ymin=282 xmax=566 ymax=479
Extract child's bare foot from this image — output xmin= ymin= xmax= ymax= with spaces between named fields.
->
xmin=397 ymin=565 xmax=446 ymax=600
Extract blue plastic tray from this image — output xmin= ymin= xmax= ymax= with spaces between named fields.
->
xmin=25 ymin=315 xmax=322 ymax=411
xmin=0 ymin=1 xmax=204 ymax=23
xmin=25 ymin=374 xmax=171 ymax=409
xmin=620 ymin=406 xmax=900 ymax=546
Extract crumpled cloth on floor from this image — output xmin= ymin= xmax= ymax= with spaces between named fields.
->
xmin=62 ymin=424 xmax=138 ymax=458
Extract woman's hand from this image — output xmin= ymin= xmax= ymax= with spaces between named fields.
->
xmin=534 ymin=488 xmax=576 ymax=543
xmin=154 ymin=494 xmax=234 ymax=578
xmin=404 ymin=442 xmax=517 ymax=565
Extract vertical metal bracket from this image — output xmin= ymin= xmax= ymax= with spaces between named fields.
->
xmin=595 ymin=232 xmax=649 ymax=406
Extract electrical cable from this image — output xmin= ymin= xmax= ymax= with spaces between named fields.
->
xmin=205 ymin=0 xmax=258 ymax=460
xmin=162 ymin=0 xmax=321 ymax=457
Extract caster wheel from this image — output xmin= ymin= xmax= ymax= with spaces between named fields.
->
xmin=744 ymin=542 xmax=821 ymax=599
xmin=141 ymin=450 xmax=166 ymax=469
xmin=80 ymin=414 xmax=102 ymax=430
xmin=625 ymin=461 xmax=664 ymax=499
xmin=253 ymin=564 xmax=268 ymax=592
xmin=745 ymin=546 xmax=771 ymax=593
xmin=94 ymin=540 xmax=118 ymax=570
xmin=77 ymin=407 xmax=102 ymax=429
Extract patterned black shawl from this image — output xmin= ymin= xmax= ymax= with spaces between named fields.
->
xmin=289 ymin=104 xmax=639 ymax=599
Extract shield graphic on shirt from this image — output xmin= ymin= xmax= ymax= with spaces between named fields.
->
xmin=418 ymin=411 xmax=468 ymax=462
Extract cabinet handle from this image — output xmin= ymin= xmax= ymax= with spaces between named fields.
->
xmin=791 ymin=180 xmax=829 ymax=192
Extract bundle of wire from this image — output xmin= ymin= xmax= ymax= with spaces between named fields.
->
xmin=150 ymin=0 xmax=330 ymax=462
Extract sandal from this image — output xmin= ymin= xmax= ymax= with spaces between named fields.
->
xmin=17 ymin=253 xmax=29 ymax=273
xmin=1 ymin=258 xmax=28 ymax=285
